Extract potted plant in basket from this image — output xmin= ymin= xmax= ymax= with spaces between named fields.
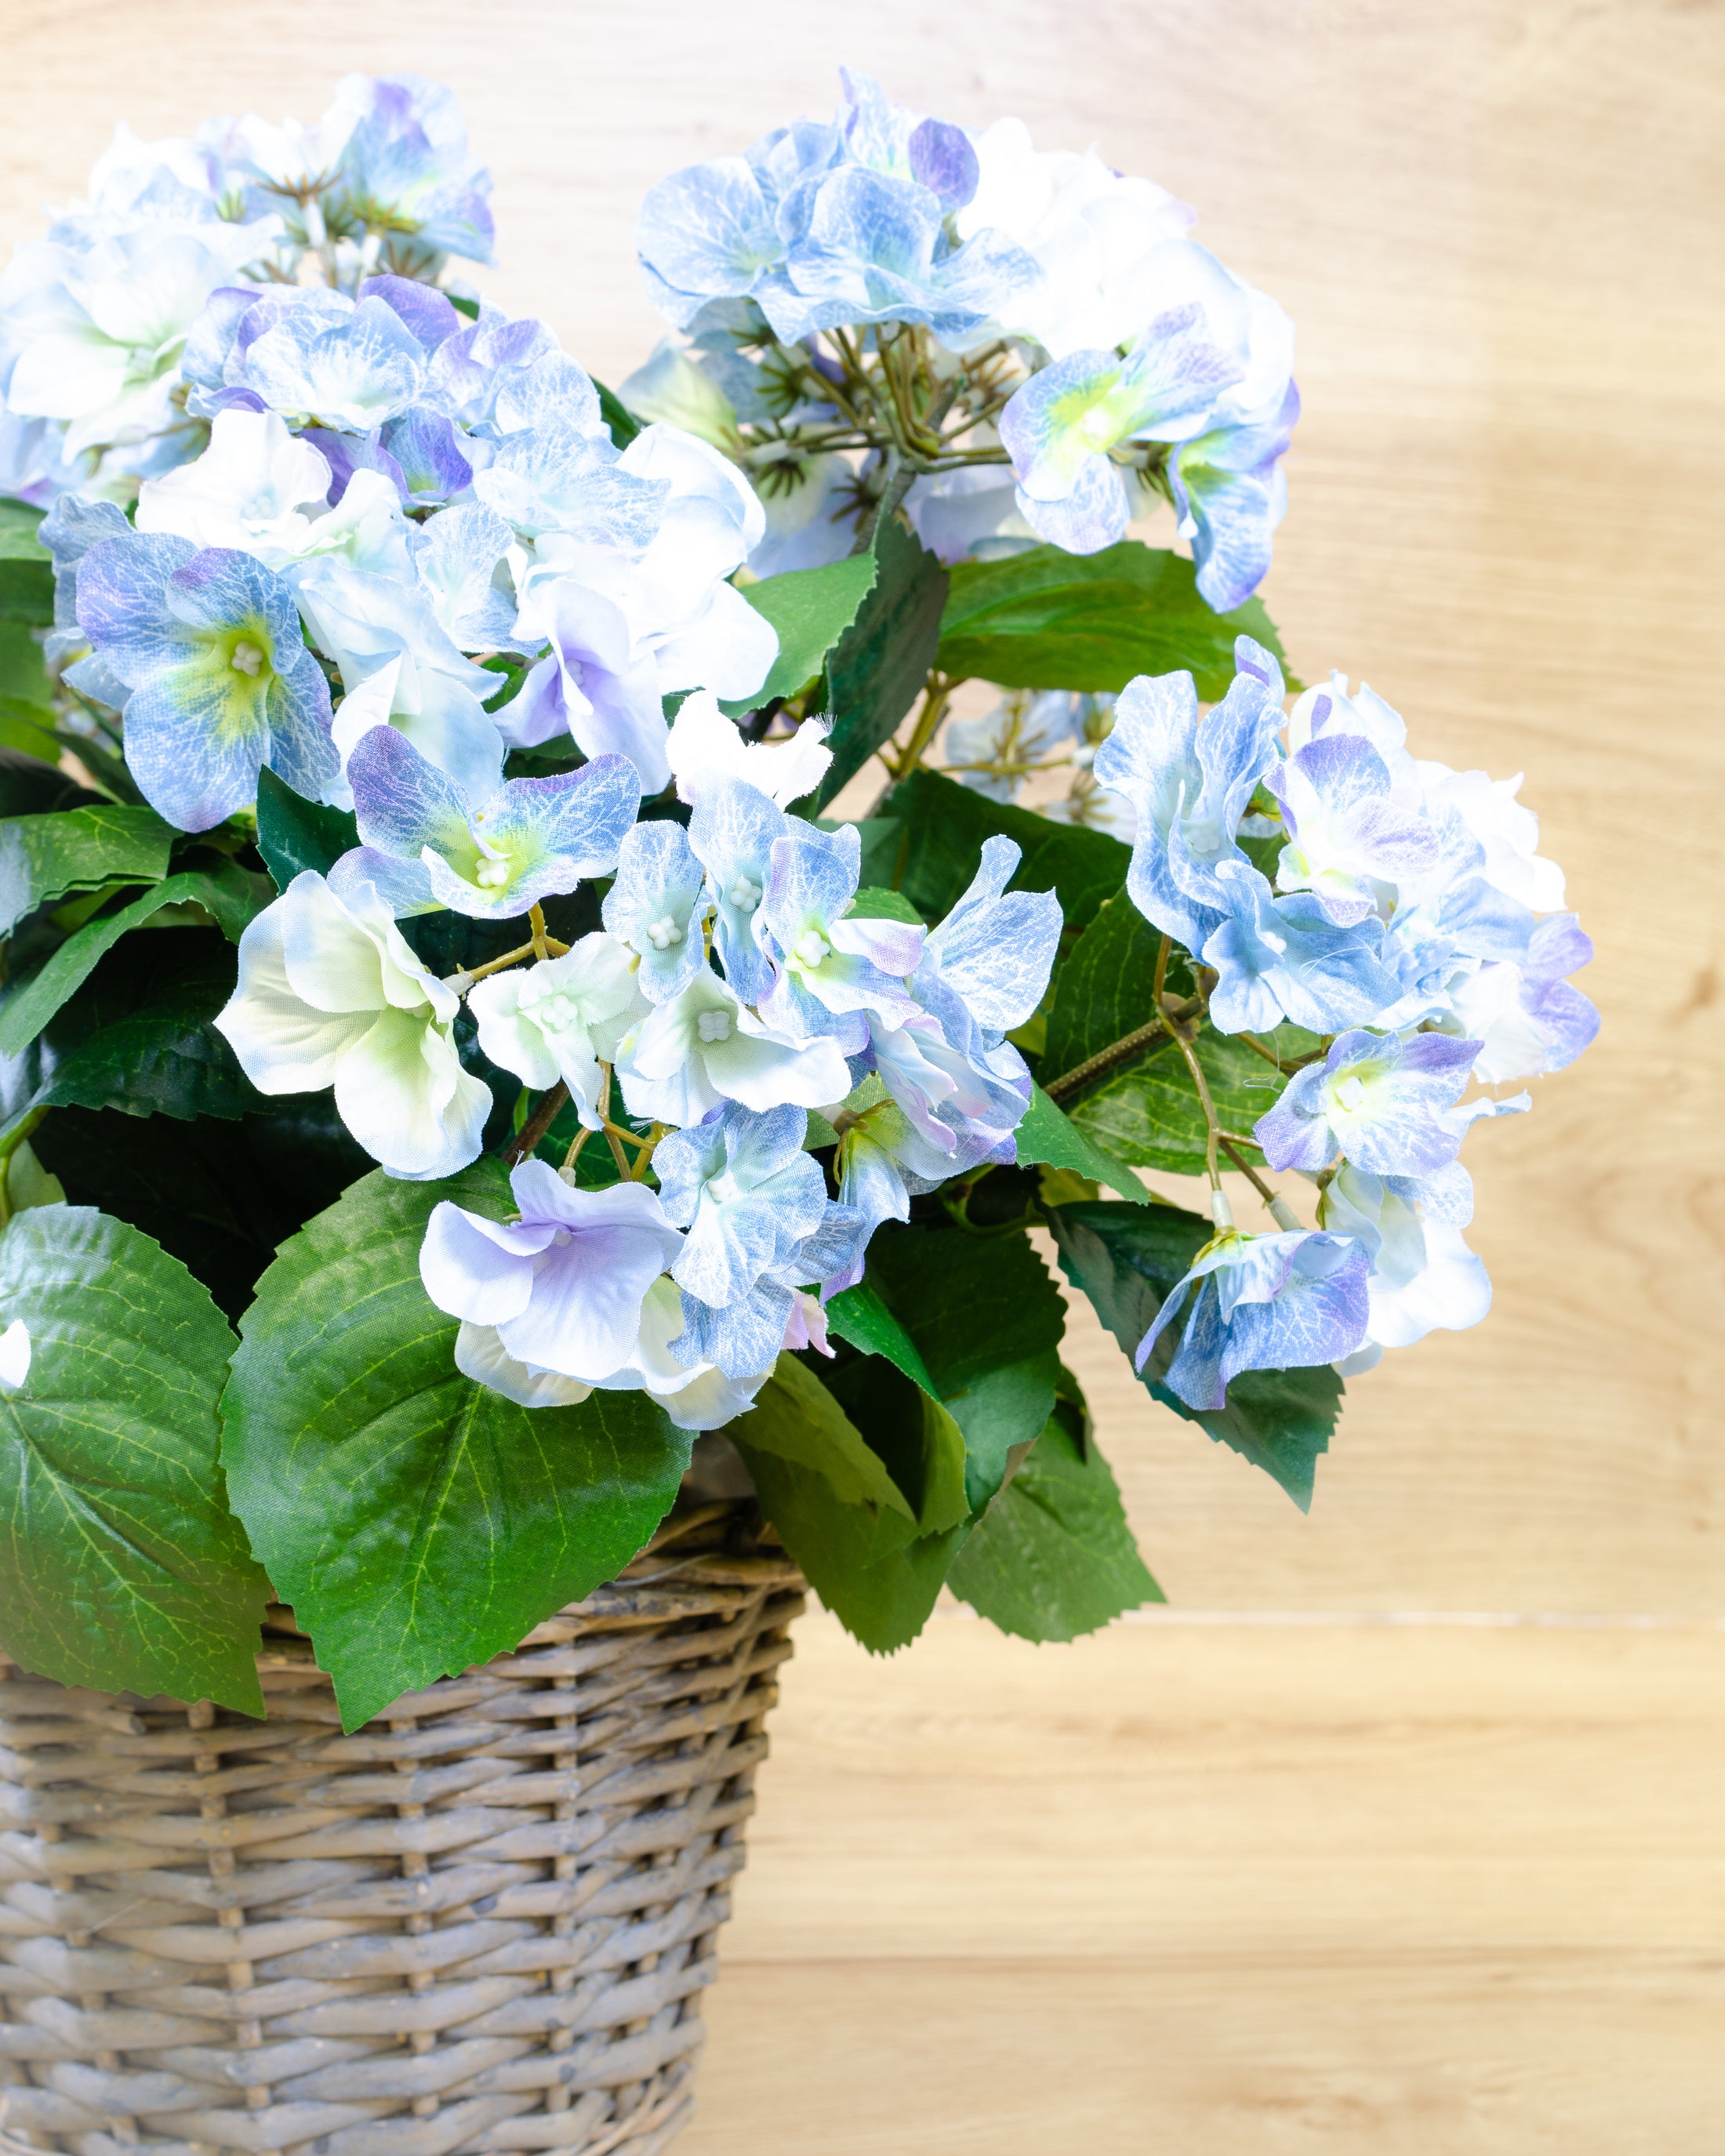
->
xmin=0 ymin=67 xmax=1596 ymax=2156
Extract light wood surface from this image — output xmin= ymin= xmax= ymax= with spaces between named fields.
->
xmin=1 ymin=2 xmax=1720 ymax=2146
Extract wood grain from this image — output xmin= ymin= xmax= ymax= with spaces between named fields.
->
xmin=0 ymin=2 xmax=1719 ymax=2145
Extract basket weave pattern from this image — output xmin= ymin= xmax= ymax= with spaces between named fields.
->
xmin=0 ymin=1508 xmax=803 ymax=2156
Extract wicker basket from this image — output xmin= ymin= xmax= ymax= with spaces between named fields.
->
xmin=0 ymin=1500 xmax=803 ymax=2156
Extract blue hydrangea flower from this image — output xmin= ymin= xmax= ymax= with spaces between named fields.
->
xmin=1135 ymin=1229 xmax=1370 ymax=1412
xmin=1440 ymin=913 xmax=1600 ymax=1083
xmin=862 ymin=834 xmax=1059 ymax=1159
xmin=1269 ymin=724 xmax=1441 ymax=926
xmin=685 ymin=774 xmax=786 ymax=1006
xmin=1168 ymin=383 xmax=1299 ymax=610
xmin=999 ymin=305 xmax=1241 ymax=552
xmin=775 ymin=165 xmax=1040 ymax=347
xmin=75 ymin=531 xmax=336 ymax=831
xmin=997 ymin=240 xmax=1295 ymax=594
xmin=183 ymin=285 xmax=430 ymax=434
xmin=601 ymin=818 xmax=709 ymax=1004
xmin=325 ymin=73 xmax=496 ymax=268
xmin=1092 ymin=640 xmax=1285 ymax=951
xmin=1252 ymin=1028 xmax=1518 ymax=1178
xmin=343 ymin=723 xmax=639 ymax=920
xmin=656 ymin=1102 xmax=833 ymax=1377
xmin=1200 ymin=858 xmax=1405 ymax=1035
xmin=410 ymin=503 xmax=517 ymax=649
xmin=755 ymin=822 xmax=924 ymax=1048
xmin=1318 ymin=1162 xmax=1492 ymax=1356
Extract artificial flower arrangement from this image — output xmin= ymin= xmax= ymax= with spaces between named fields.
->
xmin=0 ymin=70 xmax=1596 ymax=1728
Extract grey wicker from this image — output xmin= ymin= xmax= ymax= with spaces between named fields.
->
xmin=0 ymin=1502 xmax=803 ymax=2156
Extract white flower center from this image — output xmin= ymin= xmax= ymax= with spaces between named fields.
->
xmin=794 ymin=928 xmax=830 ymax=967
xmin=727 ymin=874 xmax=763 ymax=911
xmin=534 ymin=990 xmax=577 ymax=1031
xmin=644 ymin=913 xmax=683 ymax=951
xmin=230 ymin=639 xmax=267 ymax=678
xmin=706 ymin=1169 xmax=744 ymax=1207
xmin=697 ymin=1007 xmax=732 ymax=1044
xmin=1334 ymin=1074 xmax=1368 ymax=1114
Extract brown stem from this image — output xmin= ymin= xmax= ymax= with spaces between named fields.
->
xmin=1042 ymin=1018 xmax=1171 ymax=1102
xmin=503 ymin=1080 xmax=568 ymax=1164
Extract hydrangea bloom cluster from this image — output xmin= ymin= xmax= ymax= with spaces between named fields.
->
xmin=1093 ymin=637 xmax=1597 ymax=1398
xmin=0 ymin=68 xmax=1599 ymax=1712
xmin=627 ymin=69 xmax=1296 ymax=605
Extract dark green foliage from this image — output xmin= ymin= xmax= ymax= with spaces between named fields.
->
xmin=254 ymin=768 xmax=360 ymax=888
xmin=1047 ymin=1200 xmax=1343 ymax=1509
xmin=732 ymin=1352 xmax=968 ymax=1654
xmin=0 ymin=1204 xmax=269 ymax=1709
xmin=223 ymin=1164 xmax=692 ymax=1727
xmin=936 ymin=539 xmax=1291 ymax=698
xmin=34 ymin=1099 xmax=370 ymax=1322
xmin=0 ymin=803 xmax=176 ymax=936
xmin=815 ymin=514 xmax=948 ymax=805
xmin=882 ymin=766 xmax=1130 ymax=927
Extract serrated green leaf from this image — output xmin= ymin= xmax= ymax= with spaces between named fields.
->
xmin=727 ymin=551 xmax=880 ymax=714
xmin=816 ymin=515 xmax=948 ymax=807
xmin=733 ymin=1437 xmax=964 ymax=1654
xmin=255 ymin=767 xmax=360 ymax=891
xmin=34 ymin=1099 xmax=371 ymax=1323
xmin=1046 ymin=1200 xmax=1341 ymax=1508
xmin=222 ymin=1164 xmax=691 ymax=1728
xmin=0 ymin=1203 xmax=269 ymax=1708
xmin=733 ymin=1355 xmax=966 ymax=1655
xmin=0 ymin=804 xmax=176 ymax=938
xmin=737 ymin=1353 xmax=915 ymax=1523
xmin=948 ymin=1414 xmax=1161 ymax=1641
xmin=0 ymin=504 xmax=53 ymax=628
xmin=1014 ymin=1083 xmax=1150 ymax=1207
xmin=855 ymin=1221 xmax=1067 ymax=1515
xmin=885 ymin=766 xmax=1128 ymax=928
xmin=1070 ymin=1028 xmax=1298 ymax=1174
xmin=823 ymin=1281 xmax=936 ymax=1392
xmin=936 ymin=539 xmax=1291 ymax=699
xmin=0 ymin=861 xmax=267 ymax=1058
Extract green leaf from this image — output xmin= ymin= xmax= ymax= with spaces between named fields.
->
xmin=0 ymin=804 xmax=176 ymax=938
xmin=733 ymin=1356 xmax=965 ymax=1655
xmin=0 ymin=620 xmax=54 ymax=713
xmin=948 ymin=1412 xmax=1162 ymax=1641
xmin=1046 ymin=1200 xmax=1342 ymax=1508
xmin=1014 ymin=1083 xmax=1150 ymax=1206
xmin=34 ymin=1100 xmax=371 ymax=1323
xmin=815 ymin=514 xmax=949 ymax=806
xmin=846 ymin=882 xmax=925 ymax=924
xmin=854 ymin=1221 xmax=1067 ymax=1516
xmin=590 ymin=377 xmax=641 ymax=448
xmin=823 ymin=1281 xmax=936 ymax=1393
xmin=0 ymin=753 xmax=105 ymax=821
xmin=0 ymin=1203 xmax=269 ymax=1709
xmin=222 ymin=1163 xmax=692 ymax=1728
xmin=11 ymin=928 xmax=254 ymax=1128
xmin=0 ymin=503 xmax=53 ymax=628
xmin=727 ymin=551 xmax=880 ymax=714
xmin=255 ymin=767 xmax=361 ymax=890
xmin=0 ymin=861 xmax=267 ymax=1058
xmin=734 ymin=1353 xmax=915 ymax=1525
xmin=1071 ymin=1027 xmax=1299 ymax=1174
xmin=1041 ymin=891 xmax=1164 ymax=1083
xmin=936 ymin=540 xmax=1291 ymax=699
xmin=885 ymin=766 xmax=1129 ymax=928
